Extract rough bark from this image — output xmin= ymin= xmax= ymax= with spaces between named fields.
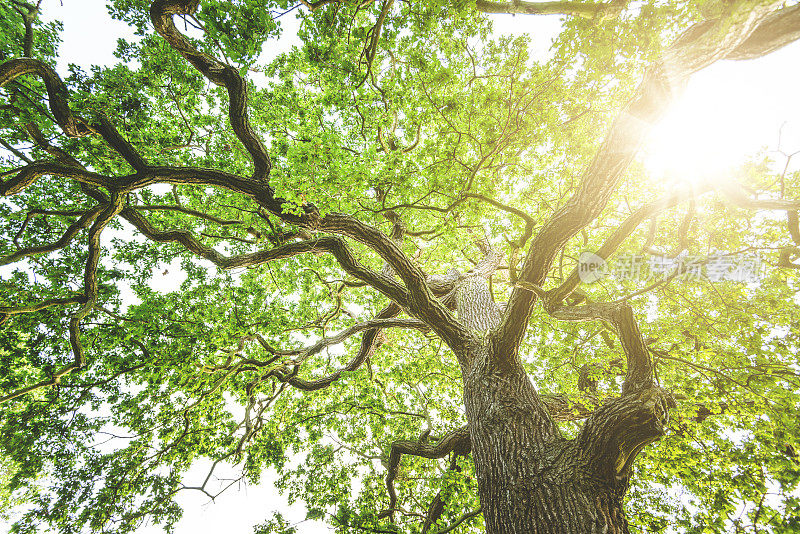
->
xmin=459 ymin=335 xmax=672 ymax=533
xmin=454 ymin=8 xmax=800 ymax=525
xmin=437 ymin=228 xmax=670 ymax=532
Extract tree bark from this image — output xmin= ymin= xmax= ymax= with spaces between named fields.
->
xmin=462 ymin=341 xmax=671 ymax=533
xmin=448 ymin=242 xmax=670 ymax=532
xmin=448 ymin=7 xmax=800 ymax=527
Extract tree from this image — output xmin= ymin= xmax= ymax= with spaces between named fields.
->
xmin=2 ymin=0 xmax=800 ymax=532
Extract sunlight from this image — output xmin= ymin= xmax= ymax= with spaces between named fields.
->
xmin=641 ymin=47 xmax=800 ymax=186
xmin=642 ymin=96 xmax=753 ymax=184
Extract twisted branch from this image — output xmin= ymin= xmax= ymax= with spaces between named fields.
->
xmin=281 ymin=303 xmax=402 ymax=391
xmin=149 ymin=0 xmax=271 ymax=180
xmin=1 ymin=192 xmax=124 ymax=404
xmin=545 ymin=302 xmax=652 ymax=395
xmin=380 ymin=426 xmax=471 ymax=521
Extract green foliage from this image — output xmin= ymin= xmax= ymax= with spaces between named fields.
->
xmin=1 ymin=1 xmax=799 ymax=533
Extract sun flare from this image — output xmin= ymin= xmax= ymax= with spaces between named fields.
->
xmin=642 ymin=95 xmax=759 ymax=186
xmin=641 ymin=57 xmax=800 ymax=187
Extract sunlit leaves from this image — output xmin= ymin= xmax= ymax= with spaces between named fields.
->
xmin=2 ymin=1 xmax=800 ymax=533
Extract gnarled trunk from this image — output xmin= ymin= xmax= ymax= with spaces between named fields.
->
xmin=462 ymin=340 xmax=670 ymax=534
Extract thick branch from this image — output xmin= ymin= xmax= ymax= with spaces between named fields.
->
xmin=422 ymin=435 xmax=473 ymax=533
xmin=1 ymin=53 xmax=463 ymax=343
xmin=149 ymin=0 xmax=271 ymax=180
xmin=0 ymin=296 xmax=83 ymax=316
xmin=788 ymin=211 xmax=800 ymax=245
xmin=0 ymin=58 xmax=92 ymax=137
xmin=719 ymin=181 xmax=800 ymax=210
xmin=68 ymin=192 xmax=124 ymax=369
xmin=494 ymin=1 xmax=790 ymax=360
xmin=725 ymin=3 xmax=800 ymax=60
xmin=3 ymin=162 xmax=455 ymax=336
xmin=1 ymin=60 xmax=153 ymax=174
xmin=95 ymin=115 xmax=148 ymax=171
xmin=121 ymin=209 xmax=411 ymax=306
xmin=576 ymin=387 xmax=674 ymax=486
xmin=12 ymin=0 xmax=38 ymax=57
xmin=426 ymin=508 xmax=482 ymax=534
xmin=546 ymin=302 xmax=652 ymax=395
xmin=148 ymin=2 xmax=467 ymax=345
xmin=475 ymin=0 xmax=625 ymax=19
xmin=322 ymin=213 xmax=472 ymax=352
xmin=1 ymin=192 xmax=123 ymax=404
xmin=0 ymin=162 xmax=115 ymax=196
xmin=297 ymin=0 xmax=342 ymax=10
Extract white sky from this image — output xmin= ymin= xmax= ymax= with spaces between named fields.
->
xmin=4 ymin=1 xmax=800 ymax=533
xmin=644 ymin=42 xmax=800 ymax=181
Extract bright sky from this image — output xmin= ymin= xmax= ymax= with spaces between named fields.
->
xmin=644 ymin=43 xmax=800 ymax=183
xmin=5 ymin=1 xmax=800 ymax=533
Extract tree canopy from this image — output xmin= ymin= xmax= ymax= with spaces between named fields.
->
xmin=2 ymin=0 xmax=800 ymax=532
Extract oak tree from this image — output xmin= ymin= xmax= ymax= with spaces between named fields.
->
xmin=2 ymin=0 xmax=800 ymax=532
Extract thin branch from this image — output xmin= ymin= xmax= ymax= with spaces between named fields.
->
xmin=131 ymin=204 xmax=242 ymax=226
xmin=431 ymin=508 xmax=482 ymax=534
xmin=291 ymin=317 xmax=428 ymax=367
xmin=546 ymin=184 xmax=712 ymax=306
xmin=463 ymin=193 xmax=535 ymax=248
xmin=281 ymin=304 xmax=403 ymax=391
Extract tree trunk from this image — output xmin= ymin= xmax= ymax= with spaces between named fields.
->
xmin=462 ymin=341 xmax=670 ymax=534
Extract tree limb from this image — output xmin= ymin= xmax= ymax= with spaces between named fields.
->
xmin=1 ymin=205 xmax=104 ymax=266
xmin=545 ymin=302 xmax=652 ymax=395
xmin=380 ymin=426 xmax=471 ymax=520
xmin=494 ymin=1 xmax=792 ymax=360
xmin=1 ymin=55 xmax=469 ymax=349
xmin=0 ymin=58 xmax=92 ymax=137
xmin=718 ymin=181 xmax=800 ymax=210
xmin=546 ymin=184 xmax=713 ymax=307
xmin=149 ymin=0 xmax=271 ymax=180
xmin=281 ymin=303 xmax=402 ymax=391
xmin=1 ymin=192 xmax=124 ymax=403
xmin=725 ymin=3 xmax=800 ymax=60
xmin=475 ymin=0 xmax=625 ymax=19
xmin=121 ymin=209 xmax=412 ymax=306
